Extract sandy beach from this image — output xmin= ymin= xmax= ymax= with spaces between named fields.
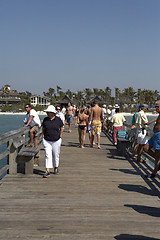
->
xmin=0 ymin=111 xmax=47 ymax=115
xmin=0 ymin=111 xmax=158 ymax=116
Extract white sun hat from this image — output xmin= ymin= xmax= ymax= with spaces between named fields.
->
xmin=114 ymin=104 xmax=119 ymax=108
xmin=44 ymin=105 xmax=56 ymax=113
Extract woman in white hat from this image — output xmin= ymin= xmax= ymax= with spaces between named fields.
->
xmin=42 ymin=105 xmax=64 ymax=178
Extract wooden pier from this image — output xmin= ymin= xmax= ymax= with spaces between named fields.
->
xmin=0 ymin=124 xmax=160 ymax=240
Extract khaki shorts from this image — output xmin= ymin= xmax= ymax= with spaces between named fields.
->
xmin=31 ymin=125 xmax=39 ymax=137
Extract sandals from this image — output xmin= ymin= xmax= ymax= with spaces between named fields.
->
xmin=26 ymin=144 xmax=32 ymax=147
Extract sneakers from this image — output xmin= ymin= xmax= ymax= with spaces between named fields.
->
xmin=54 ymin=167 xmax=59 ymax=175
xmin=43 ymin=171 xmax=50 ymax=178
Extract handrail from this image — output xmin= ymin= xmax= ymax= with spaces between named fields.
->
xmin=104 ymin=122 xmax=155 ymax=168
xmin=123 ymin=122 xmax=155 ymax=165
xmin=0 ymin=126 xmax=42 ymax=178
xmin=0 ymin=126 xmax=30 ymax=144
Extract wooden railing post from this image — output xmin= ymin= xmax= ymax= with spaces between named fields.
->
xmin=8 ymin=139 xmax=17 ymax=174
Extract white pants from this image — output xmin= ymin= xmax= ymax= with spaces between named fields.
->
xmin=43 ymin=138 xmax=62 ymax=169
xmin=136 ymin=129 xmax=148 ymax=145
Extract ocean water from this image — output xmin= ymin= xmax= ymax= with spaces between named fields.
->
xmin=0 ymin=114 xmax=46 ymax=135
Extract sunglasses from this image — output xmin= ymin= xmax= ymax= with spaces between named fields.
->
xmin=155 ymin=106 xmax=160 ymax=108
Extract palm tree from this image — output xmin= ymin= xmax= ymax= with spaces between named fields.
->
xmin=93 ymin=88 xmax=99 ymax=96
xmin=57 ymin=85 xmax=62 ymax=95
xmin=48 ymin=88 xmax=55 ymax=98
xmin=84 ymin=88 xmax=93 ymax=102
xmin=75 ymin=91 xmax=84 ymax=106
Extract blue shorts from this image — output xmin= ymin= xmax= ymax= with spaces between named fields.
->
xmin=66 ymin=114 xmax=73 ymax=123
xmin=147 ymin=131 xmax=160 ymax=150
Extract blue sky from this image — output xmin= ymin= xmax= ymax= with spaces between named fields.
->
xmin=0 ymin=0 xmax=160 ymax=96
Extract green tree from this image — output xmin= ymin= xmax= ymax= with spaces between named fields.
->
xmin=65 ymin=89 xmax=73 ymax=100
xmin=104 ymin=87 xmax=112 ymax=105
xmin=84 ymin=88 xmax=93 ymax=102
xmin=75 ymin=91 xmax=84 ymax=106
xmin=57 ymin=85 xmax=62 ymax=95
xmin=48 ymin=88 xmax=55 ymax=98
xmin=93 ymin=88 xmax=99 ymax=96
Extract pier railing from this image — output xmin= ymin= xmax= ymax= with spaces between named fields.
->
xmin=0 ymin=126 xmax=42 ymax=178
xmin=104 ymin=122 xmax=155 ymax=167
xmin=123 ymin=122 xmax=155 ymax=165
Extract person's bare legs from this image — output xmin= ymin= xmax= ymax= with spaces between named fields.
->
xmin=97 ymin=134 xmax=101 ymax=149
xmin=81 ymin=128 xmax=86 ymax=148
xmin=144 ymin=144 xmax=155 ymax=158
xmin=78 ymin=127 xmax=82 ymax=147
xmin=137 ymin=144 xmax=144 ymax=162
xmin=68 ymin=122 xmax=71 ymax=132
xmin=28 ymin=128 xmax=34 ymax=146
xmin=152 ymin=150 xmax=160 ymax=176
xmin=34 ymin=136 xmax=38 ymax=147
xmin=90 ymin=134 xmax=95 ymax=147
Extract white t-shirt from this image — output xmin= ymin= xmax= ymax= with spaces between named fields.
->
xmin=111 ymin=109 xmax=116 ymax=118
xmin=102 ymin=107 xmax=107 ymax=118
xmin=135 ymin=110 xmax=148 ymax=130
xmin=56 ymin=112 xmax=65 ymax=122
xmin=106 ymin=109 xmax=111 ymax=120
xmin=24 ymin=109 xmax=41 ymax=127
xmin=61 ymin=107 xmax=66 ymax=114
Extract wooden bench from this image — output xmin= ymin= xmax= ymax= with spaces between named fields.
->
xmin=12 ymin=136 xmax=40 ymax=174
xmin=17 ymin=147 xmax=40 ymax=174
xmin=117 ymin=137 xmax=130 ymax=156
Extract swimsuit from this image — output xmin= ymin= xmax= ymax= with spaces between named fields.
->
xmin=91 ymin=120 xmax=102 ymax=135
xmin=78 ymin=125 xmax=87 ymax=130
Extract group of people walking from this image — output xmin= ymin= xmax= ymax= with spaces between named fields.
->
xmin=23 ymin=100 xmax=160 ymax=179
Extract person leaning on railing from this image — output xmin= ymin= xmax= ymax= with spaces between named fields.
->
xmin=135 ymin=104 xmax=155 ymax=163
xmin=143 ymin=101 xmax=160 ymax=178
xmin=23 ymin=104 xmax=41 ymax=147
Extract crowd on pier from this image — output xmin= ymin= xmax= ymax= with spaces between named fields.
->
xmin=23 ymin=100 xmax=160 ymax=179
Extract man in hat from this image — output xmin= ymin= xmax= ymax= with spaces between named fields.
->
xmin=111 ymin=104 xmax=119 ymax=118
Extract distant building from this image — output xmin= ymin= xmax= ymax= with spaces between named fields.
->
xmin=56 ymin=95 xmax=75 ymax=107
xmin=87 ymin=95 xmax=104 ymax=106
xmin=30 ymin=95 xmax=50 ymax=107
xmin=0 ymin=85 xmax=21 ymax=105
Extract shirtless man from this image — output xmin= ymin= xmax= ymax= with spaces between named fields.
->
xmin=66 ymin=102 xmax=75 ymax=133
xmin=144 ymin=101 xmax=160 ymax=178
xmin=89 ymin=101 xmax=103 ymax=149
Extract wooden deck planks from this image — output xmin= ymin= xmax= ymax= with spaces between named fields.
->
xmin=0 ymin=123 xmax=160 ymax=240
